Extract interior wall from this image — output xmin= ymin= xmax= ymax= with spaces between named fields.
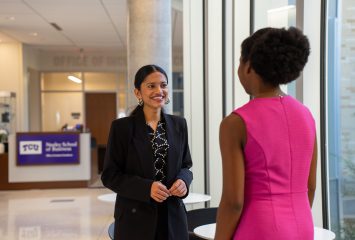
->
xmin=23 ymin=45 xmax=41 ymax=132
xmin=0 ymin=42 xmax=24 ymax=133
xmin=23 ymin=44 xmax=41 ymax=70
xmin=39 ymin=50 xmax=127 ymax=72
xmin=28 ymin=68 xmax=41 ymax=131
xmin=41 ymin=72 xmax=83 ymax=91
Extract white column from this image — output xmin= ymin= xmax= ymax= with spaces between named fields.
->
xmin=205 ymin=0 xmax=224 ymax=207
xmin=183 ymin=0 xmax=205 ymax=208
xmin=127 ymin=0 xmax=172 ymax=113
xmin=303 ymin=0 xmax=323 ymax=227
xmin=233 ymin=0 xmax=251 ymax=108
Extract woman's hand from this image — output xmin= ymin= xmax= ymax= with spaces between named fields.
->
xmin=169 ymin=179 xmax=187 ymax=197
xmin=150 ymin=181 xmax=171 ymax=202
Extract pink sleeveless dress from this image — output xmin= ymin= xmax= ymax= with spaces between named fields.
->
xmin=233 ymin=95 xmax=315 ymax=240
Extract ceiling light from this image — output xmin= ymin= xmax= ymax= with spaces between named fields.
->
xmin=68 ymin=75 xmax=82 ymax=84
xmin=29 ymin=32 xmax=38 ymax=37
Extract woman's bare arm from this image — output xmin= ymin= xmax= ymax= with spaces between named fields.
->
xmin=308 ymin=137 xmax=317 ymax=207
xmin=215 ymin=114 xmax=246 ymax=240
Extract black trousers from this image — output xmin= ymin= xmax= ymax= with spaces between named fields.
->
xmin=155 ymin=201 xmax=168 ymax=240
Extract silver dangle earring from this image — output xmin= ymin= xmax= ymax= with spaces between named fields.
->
xmin=138 ymin=98 xmax=143 ymax=106
xmin=165 ymin=97 xmax=170 ymax=105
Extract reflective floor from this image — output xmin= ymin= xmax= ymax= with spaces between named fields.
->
xmin=0 ymin=188 xmax=114 ymax=240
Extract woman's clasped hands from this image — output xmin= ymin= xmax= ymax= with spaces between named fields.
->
xmin=150 ymin=179 xmax=187 ymax=202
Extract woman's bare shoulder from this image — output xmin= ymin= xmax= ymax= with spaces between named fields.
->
xmin=220 ymin=113 xmax=246 ymax=145
xmin=220 ymin=113 xmax=245 ymax=129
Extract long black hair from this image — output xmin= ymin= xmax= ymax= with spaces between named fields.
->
xmin=130 ymin=64 xmax=168 ymax=116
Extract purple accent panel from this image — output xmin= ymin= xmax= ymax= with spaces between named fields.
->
xmin=17 ymin=133 xmax=80 ymax=165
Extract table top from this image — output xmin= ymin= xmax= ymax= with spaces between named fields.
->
xmin=182 ymin=192 xmax=211 ymax=204
xmin=97 ymin=192 xmax=211 ymax=204
xmin=193 ymin=223 xmax=215 ymax=240
xmin=193 ymin=223 xmax=336 ymax=240
xmin=97 ymin=193 xmax=116 ymax=202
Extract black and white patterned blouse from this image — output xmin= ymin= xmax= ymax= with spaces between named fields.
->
xmin=147 ymin=121 xmax=169 ymax=183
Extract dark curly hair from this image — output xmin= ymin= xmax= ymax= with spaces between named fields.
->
xmin=241 ymin=27 xmax=310 ymax=86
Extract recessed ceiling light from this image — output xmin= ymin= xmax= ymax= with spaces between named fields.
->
xmin=29 ymin=32 xmax=38 ymax=37
xmin=68 ymin=76 xmax=82 ymax=84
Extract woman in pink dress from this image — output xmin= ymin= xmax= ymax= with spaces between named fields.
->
xmin=215 ymin=27 xmax=317 ymax=240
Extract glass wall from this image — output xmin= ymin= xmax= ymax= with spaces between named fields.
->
xmin=39 ymin=69 xmax=185 ymax=132
xmin=172 ymin=3 xmax=184 ymax=117
xmin=327 ymin=0 xmax=355 ymax=239
xmin=172 ymin=72 xmax=184 ymax=116
xmin=40 ymin=72 xmax=122 ymax=132
xmin=253 ymin=0 xmax=296 ymax=30
xmin=41 ymin=92 xmax=83 ymax=131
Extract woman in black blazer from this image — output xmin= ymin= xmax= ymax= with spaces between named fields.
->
xmin=101 ymin=64 xmax=193 ymax=240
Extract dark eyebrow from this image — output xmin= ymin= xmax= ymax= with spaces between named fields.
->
xmin=145 ymin=81 xmax=167 ymax=85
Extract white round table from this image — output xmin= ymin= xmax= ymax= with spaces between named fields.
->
xmin=193 ymin=223 xmax=336 ymax=240
xmin=183 ymin=192 xmax=211 ymax=204
xmin=97 ymin=192 xmax=211 ymax=205
xmin=314 ymin=227 xmax=336 ymax=240
xmin=97 ymin=193 xmax=116 ymax=202
xmin=193 ymin=223 xmax=215 ymax=240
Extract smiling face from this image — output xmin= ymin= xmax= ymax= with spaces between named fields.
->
xmin=134 ymin=71 xmax=168 ymax=110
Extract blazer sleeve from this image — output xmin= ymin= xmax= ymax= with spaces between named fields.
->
xmin=176 ymin=118 xmax=193 ymax=198
xmin=101 ymin=119 xmax=153 ymax=203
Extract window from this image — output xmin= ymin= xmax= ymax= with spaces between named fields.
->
xmin=327 ymin=0 xmax=355 ymax=239
xmin=172 ymin=72 xmax=184 ymax=116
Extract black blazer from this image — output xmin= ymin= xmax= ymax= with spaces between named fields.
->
xmin=101 ymin=108 xmax=193 ymax=240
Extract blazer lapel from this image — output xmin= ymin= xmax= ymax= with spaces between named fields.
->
xmin=164 ymin=114 xmax=182 ymax=186
xmin=133 ymin=109 xmax=154 ymax=179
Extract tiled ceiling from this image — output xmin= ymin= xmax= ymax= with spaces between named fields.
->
xmin=0 ymin=0 xmax=182 ymax=53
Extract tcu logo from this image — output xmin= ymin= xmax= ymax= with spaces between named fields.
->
xmin=19 ymin=141 xmax=42 ymax=155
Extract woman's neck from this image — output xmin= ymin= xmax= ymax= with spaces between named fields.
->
xmin=143 ymin=106 xmax=161 ymax=123
xmin=251 ymin=86 xmax=285 ymax=99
